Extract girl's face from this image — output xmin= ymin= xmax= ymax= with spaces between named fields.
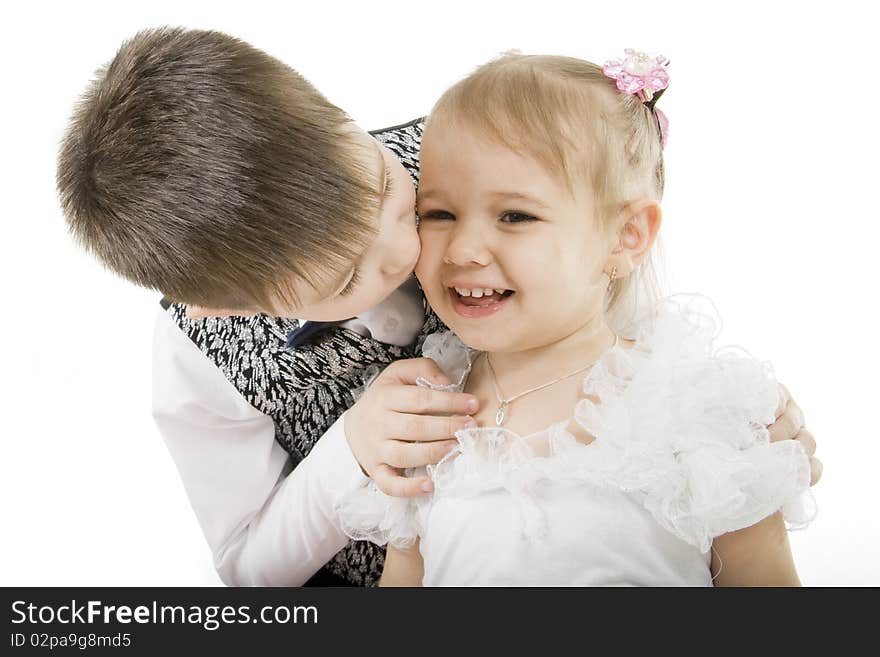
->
xmin=415 ymin=123 xmax=613 ymax=353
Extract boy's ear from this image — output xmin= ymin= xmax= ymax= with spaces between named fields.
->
xmin=607 ymin=199 xmax=662 ymax=274
xmin=185 ymin=305 xmax=257 ymax=319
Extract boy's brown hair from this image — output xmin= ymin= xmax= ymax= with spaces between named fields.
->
xmin=57 ymin=27 xmax=382 ymax=311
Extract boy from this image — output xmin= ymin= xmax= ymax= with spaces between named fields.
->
xmin=57 ymin=28 xmax=820 ymax=585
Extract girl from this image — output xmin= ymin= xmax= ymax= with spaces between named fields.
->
xmin=339 ymin=51 xmax=815 ymax=586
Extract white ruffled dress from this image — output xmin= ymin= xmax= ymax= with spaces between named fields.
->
xmin=338 ymin=296 xmax=815 ymax=586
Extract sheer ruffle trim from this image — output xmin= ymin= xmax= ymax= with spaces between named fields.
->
xmin=338 ymin=471 xmax=429 ymax=548
xmin=337 ymin=295 xmax=816 ymax=551
xmin=336 ymin=332 xmax=478 ymax=548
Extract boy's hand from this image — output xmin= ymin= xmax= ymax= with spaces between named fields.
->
xmin=769 ymin=383 xmax=822 ymax=485
xmin=345 ymin=358 xmax=479 ymax=498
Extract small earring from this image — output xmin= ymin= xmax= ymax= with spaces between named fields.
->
xmin=607 ymin=266 xmax=618 ymax=291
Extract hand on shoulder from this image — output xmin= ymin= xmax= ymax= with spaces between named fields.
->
xmin=767 ymin=383 xmax=822 ymax=485
xmin=344 ymin=358 xmax=479 ymax=497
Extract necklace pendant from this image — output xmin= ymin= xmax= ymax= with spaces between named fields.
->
xmin=495 ymin=402 xmax=508 ymax=426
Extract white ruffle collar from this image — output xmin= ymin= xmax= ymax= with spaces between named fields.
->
xmin=340 ymin=295 xmax=816 ymax=552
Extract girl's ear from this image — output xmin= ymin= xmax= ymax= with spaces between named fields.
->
xmin=607 ymin=199 xmax=662 ymax=275
xmin=185 ymin=306 xmax=257 ymax=319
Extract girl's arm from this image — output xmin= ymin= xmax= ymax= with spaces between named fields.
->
xmin=380 ymin=541 xmax=425 ymax=586
xmin=710 ymin=511 xmax=800 ymax=586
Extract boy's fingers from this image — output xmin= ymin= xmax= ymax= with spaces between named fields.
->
xmin=768 ymin=400 xmax=804 ymax=443
xmin=390 ymin=385 xmax=479 ymax=416
xmin=809 ymin=457 xmax=823 ymax=486
xmin=788 ymin=400 xmax=805 ymax=430
xmin=795 ymin=428 xmax=816 ymax=457
xmin=373 ymin=464 xmax=434 ymax=498
xmin=775 ymin=383 xmax=792 ymax=418
xmin=383 ymin=358 xmax=452 ymax=387
xmin=382 ymin=439 xmax=459 ymax=469
xmin=392 ymin=413 xmax=477 ymax=442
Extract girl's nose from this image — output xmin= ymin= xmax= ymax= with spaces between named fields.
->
xmin=443 ymin=221 xmax=491 ymax=267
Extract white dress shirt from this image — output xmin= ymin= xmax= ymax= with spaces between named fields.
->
xmin=152 ymin=279 xmax=424 ymax=586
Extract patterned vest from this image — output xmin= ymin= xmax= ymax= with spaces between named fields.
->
xmin=163 ymin=118 xmax=443 ymax=586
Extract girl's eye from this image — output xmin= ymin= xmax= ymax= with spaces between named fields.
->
xmin=418 ymin=210 xmax=455 ymax=221
xmin=500 ymin=212 xmax=538 ymax=224
xmin=339 ymin=269 xmax=362 ymax=297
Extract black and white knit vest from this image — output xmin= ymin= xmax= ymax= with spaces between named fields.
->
xmin=163 ymin=118 xmax=443 ymax=586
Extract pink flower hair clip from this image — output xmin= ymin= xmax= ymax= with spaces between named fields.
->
xmin=602 ymin=49 xmax=670 ymax=147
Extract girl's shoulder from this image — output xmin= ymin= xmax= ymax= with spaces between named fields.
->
xmin=590 ymin=293 xmax=779 ymax=419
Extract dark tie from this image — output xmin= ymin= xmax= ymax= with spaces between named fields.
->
xmin=285 ymin=320 xmax=345 ymax=349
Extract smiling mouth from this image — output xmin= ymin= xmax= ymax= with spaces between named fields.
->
xmin=451 ymin=287 xmax=514 ymax=305
xmin=447 ymin=286 xmax=515 ymax=317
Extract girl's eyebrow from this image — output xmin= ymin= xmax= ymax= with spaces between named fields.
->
xmin=417 ymin=189 xmax=550 ymax=210
xmin=416 ymin=188 xmax=440 ymax=202
xmin=488 ymin=191 xmax=551 ymax=209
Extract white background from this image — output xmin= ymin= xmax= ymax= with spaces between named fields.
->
xmin=1 ymin=0 xmax=877 ymax=586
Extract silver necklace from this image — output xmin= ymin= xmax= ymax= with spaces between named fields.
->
xmin=484 ymin=334 xmax=619 ymax=426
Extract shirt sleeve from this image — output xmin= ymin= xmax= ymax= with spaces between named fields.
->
xmin=151 ymin=309 xmax=368 ymax=586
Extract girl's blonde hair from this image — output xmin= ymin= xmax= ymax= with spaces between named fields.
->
xmin=427 ymin=52 xmax=666 ymax=330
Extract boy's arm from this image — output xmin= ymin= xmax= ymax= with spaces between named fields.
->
xmin=152 ymin=309 xmax=365 ymax=586
xmin=710 ymin=511 xmax=801 ymax=586
xmin=379 ymin=541 xmax=425 ymax=587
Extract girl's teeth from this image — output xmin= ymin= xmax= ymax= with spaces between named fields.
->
xmin=453 ymin=286 xmax=511 ymax=297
